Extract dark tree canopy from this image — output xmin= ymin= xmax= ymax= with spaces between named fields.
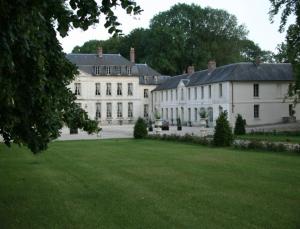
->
xmin=269 ymin=0 xmax=300 ymax=98
xmin=0 ymin=0 xmax=141 ymax=153
xmin=73 ymin=3 xmax=273 ymax=75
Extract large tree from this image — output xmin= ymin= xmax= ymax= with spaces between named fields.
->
xmin=73 ymin=4 xmax=274 ymax=75
xmin=269 ymin=0 xmax=300 ymax=99
xmin=0 ymin=0 xmax=141 ymax=153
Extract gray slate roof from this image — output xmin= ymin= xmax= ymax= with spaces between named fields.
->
xmin=67 ymin=53 xmax=132 ymax=66
xmin=136 ymin=64 xmax=161 ymax=76
xmin=67 ymin=53 xmax=169 ymax=85
xmin=154 ymin=63 xmax=293 ymax=91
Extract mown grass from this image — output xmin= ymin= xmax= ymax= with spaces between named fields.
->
xmin=0 ymin=139 xmax=299 ymax=229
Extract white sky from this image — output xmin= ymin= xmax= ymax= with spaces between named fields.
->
xmin=58 ymin=0 xmax=293 ymax=54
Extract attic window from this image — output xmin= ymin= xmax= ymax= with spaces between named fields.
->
xmin=95 ymin=66 xmax=100 ymax=75
xmin=115 ymin=66 xmax=121 ymax=75
xmin=106 ymin=66 xmax=111 ymax=75
xmin=154 ymin=76 xmax=158 ymax=83
xmin=126 ymin=66 xmax=131 ymax=75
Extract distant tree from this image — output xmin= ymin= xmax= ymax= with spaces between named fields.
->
xmin=134 ymin=118 xmax=148 ymax=139
xmin=269 ymin=0 xmax=300 ymax=102
xmin=72 ymin=3 xmax=263 ymax=75
xmin=0 ymin=0 xmax=142 ymax=153
xmin=213 ymin=111 xmax=233 ymax=147
xmin=234 ymin=114 xmax=246 ymax=135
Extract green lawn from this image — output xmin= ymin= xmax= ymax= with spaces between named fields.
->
xmin=236 ymin=132 xmax=300 ymax=143
xmin=0 ymin=140 xmax=299 ymax=229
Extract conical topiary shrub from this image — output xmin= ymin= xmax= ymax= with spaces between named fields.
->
xmin=134 ymin=117 xmax=148 ymax=139
xmin=213 ymin=111 xmax=233 ymax=146
xmin=234 ymin=114 xmax=246 ymax=135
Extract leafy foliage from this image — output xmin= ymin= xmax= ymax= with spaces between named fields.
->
xmin=134 ymin=118 xmax=148 ymax=139
xmin=0 ymin=0 xmax=141 ymax=153
xmin=72 ymin=3 xmax=273 ymax=75
xmin=213 ymin=111 xmax=233 ymax=147
xmin=269 ymin=0 xmax=300 ymax=102
xmin=234 ymin=114 xmax=246 ymax=135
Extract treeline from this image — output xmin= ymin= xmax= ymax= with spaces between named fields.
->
xmin=72 ymin=3 xmax=281 ymax=75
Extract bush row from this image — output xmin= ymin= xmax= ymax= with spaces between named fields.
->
xmin=233 ymin=139 xmax=300 ymax=154
xmin=146 ymin=133 xmax=212 ymax=146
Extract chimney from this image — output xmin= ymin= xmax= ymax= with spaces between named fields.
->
xmin=208 ymin=60 xmax=216 ymax=73
xmin=97 ymin=47 xmax=103 ymax=58
xmin=255 ymin=56 xmax=261 ymax=66
xmin=187 ymin=66 xmax=195 ymax=75
xmin=130 ymin=47 xmax=135 ymax=63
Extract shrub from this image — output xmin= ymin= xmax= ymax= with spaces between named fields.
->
xmin=148 ymin=120 xmax=153 ymax=132
xmin=177 ymin=118 xmax=182 ymax=131
xmin=134 ymin=117 xmax=148 ymax=139
xmin=234 ymin=114 xmax=246 ymax=135
xmin=213 ymin=111 xmax=233 ymax=146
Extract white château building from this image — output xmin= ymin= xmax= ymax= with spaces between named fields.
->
xmin=67 ymin=47 xmax=168 ymax=125
xmin=152 ymin=60 xmax=299 ymax=127
xmin=67 ymin=48 xmax=298 ymax=130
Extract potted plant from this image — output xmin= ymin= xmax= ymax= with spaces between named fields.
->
xmin=177 ymin=118 xmax=182 ymax=131
xmin=154 ymin=111 xmax=162 ymax=132
xmin=199 ymin=109 xmax=208 ymax=127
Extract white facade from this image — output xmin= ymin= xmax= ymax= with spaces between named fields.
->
xmin=152 ymin=80 xmax=298 ymax=127
xmin=70 ymin=71 xmax=156 ymax=125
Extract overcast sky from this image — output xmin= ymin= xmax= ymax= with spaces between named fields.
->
xmin=58 ymin=0 xmax=293 ymax=54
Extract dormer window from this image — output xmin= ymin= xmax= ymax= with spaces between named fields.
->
xmin=127 ymin=66 xmax=131 ymax=75
xmin=95 ymin=66 xmax=100 ymax=75
xmin=154 ymin=76 xmax=158 ymax=83
xmin=106 ymin=66 xmax=111 ymax=75
xmin=115 ymin=66 xmax=121 ymax=75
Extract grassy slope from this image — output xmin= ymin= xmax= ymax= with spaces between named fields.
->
xmin=0 ymin=139 xmax=299 ymax=229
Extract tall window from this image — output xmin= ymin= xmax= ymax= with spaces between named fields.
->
xmin=128 ymin=83 xmax=133 ymax=96
xmin=194 ymin=87 xmax=197 ymax=100
xmin=188 ymin=108 xmax=191 ymax=122
xmin=144 ymin=89 xmax=149 ymax=98
xmin=209 ymin=85 xmax=211 ymax=98
xmin=188 ymin=88 xmax=191 ymax=100
xmin=219 ymin=83 xmax=223 ymax=97
xmin=106 ymin=83 xmax=111 ymax=96
xmin=194 ymin=108 xmax=198 ymax=121
xmin=74 ymin=83 xmax=81 ymax=96
xmin=161 ymin=108 xmax=164 ymax=119
xmin=166 ymin=91 xmax=168 ymax=101
xmin=253 ymin=84 xmax=259 ymax=97
xmin=181 ymin=88 xmax=184 ymax=100
xmin=126 ymin=66 xmax=131 ymax=75
xmin=117 ymin=103 xmax=123 ymax=118
xmin=106 ymin=103 xmax=112 ymax=118
xmin=128 ymin=102 xmax=133 ymax=118
xmin=144 ymin=104 xmax=149 ymax=118
xmin=176 ymin=108 xmax=179 ymax=119
xmin=166 ymin=108 xmax=169 ymax=120
xmin=95 ymin=103 xmax=101 ymax=119
xmin=155 ymin=92 xmax=157 ymax=102
xmin=95 ymin=83 xmax=101 ymax=95
xmin=289 ymin=104 xmax=294 ymax=116
xmin=254 ymin=104 xmax=259 ymax=118
xmin=171 ymin=108 xmax=173 ymax=120
xmin=171 ymin=90 xmax=173 ymax=101
xmin=176 ymin=89 xmax=178 ymax=100
xmin=161 ymin=91 xmax=163 ymax=101
xmin=201 ymin=86 xmax=204 ymax=99
xmin=117 ymin=83 xmax=122 ymax=96
xmin=106 ymin=66 xmax=111 ymax=75
xmin=95 ymin=66 xmax=100 ymax=75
